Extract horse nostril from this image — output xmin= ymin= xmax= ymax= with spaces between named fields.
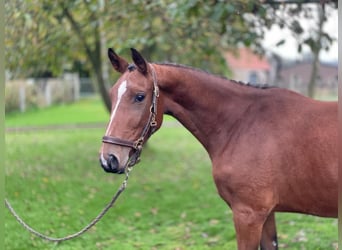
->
xmin=107 ymin=154 xmax=119 ymax=172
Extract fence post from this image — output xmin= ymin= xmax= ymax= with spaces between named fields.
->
xmin=63 ymin=73 xmax=80 ymax=102
xmin=73 ymin=73 xmax=80 ymax=101
xmin=19 ymin=84 xmax=26 ymax=112
xmin=45 ymin=80 xmax=52 ymax=106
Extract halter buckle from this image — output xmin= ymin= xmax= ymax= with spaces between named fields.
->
xmin=133 ymin=138 xmax=144 ymax=150
xmin=150 ymin=120 xmax=157 ymax=127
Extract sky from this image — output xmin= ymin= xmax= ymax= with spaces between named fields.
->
xmin=262 ymin=5 xmax=338 ymax=63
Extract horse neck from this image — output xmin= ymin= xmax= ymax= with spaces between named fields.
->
xmin=154 ymin=64 xmax=257 ymax=156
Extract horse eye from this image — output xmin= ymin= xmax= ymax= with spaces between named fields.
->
xmin=134 ymin=93 xmax=145 ymax=103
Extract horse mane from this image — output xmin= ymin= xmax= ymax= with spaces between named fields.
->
xmin=155 ymin=62 xmax=274 ymax=90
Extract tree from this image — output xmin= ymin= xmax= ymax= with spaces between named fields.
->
xmin=262 ymin=1 xmax=337 ymax=97
xmin=304 ymin=4 xmax=334 ymax=97
xmin=6 ymin=0 xmax=114 ymax=110
xmin=5 ymin=1 xmax=75 ymax=77
xmin=5 ymin=0 xmax=337 ymax=110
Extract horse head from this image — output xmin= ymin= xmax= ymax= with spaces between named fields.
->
xmin=99 ymin=48 xmax=163 ymax=174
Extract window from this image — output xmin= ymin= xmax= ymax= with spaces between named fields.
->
xmin=249 ymin=71 xmax=259 ymax=85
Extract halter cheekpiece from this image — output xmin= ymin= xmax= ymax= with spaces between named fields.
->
xmin=102 ymin=64 xmax=159 ymax=165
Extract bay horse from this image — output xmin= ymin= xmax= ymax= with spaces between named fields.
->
xmin=99 ymin=48 xmax=337 ymax=250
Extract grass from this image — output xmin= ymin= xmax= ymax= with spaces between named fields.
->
xmin=5 ymin=97 xmax=109 ymax=127
xmin=5 ymin=97 xmax=338 ymax=249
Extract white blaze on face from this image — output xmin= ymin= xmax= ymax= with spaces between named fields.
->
xmin=105 ymin=80 xmax=127 ymax=135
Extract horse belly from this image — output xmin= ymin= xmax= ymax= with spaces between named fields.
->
xmin=275 ymin=161 xmax=338 ymax=218
xmin=275 ymin=104 xmax=337 ymax=218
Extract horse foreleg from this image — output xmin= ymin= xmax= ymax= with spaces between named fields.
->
xmin=260 ymin=212 xmax=278 ymax=250
xmin=233 ymin=206 xmax=267 ymax=250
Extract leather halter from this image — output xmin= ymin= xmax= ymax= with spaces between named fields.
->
xmin=102 ymin=64 xmax=159 ymax=165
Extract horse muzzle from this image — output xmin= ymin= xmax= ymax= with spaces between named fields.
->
xmin=99 ymin=151 xmax=141 ymax=174
xmin=99 ymin=154 xmax=125 ymax=174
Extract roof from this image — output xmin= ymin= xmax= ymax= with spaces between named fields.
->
xmin=225 ymin=47 xmax=270 ymax=71
xmin=279 ymin=61 xmax=338 ymax=85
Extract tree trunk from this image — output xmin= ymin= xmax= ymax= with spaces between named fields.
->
xmin=94 ymin=64 xmax=111 ymax=111
xmin=97 ymin=0 xmax=111 ymax=112
xmin=307 ymin=52 xmax=319 ymax=98
xmin=60 ymin=4 xmax=111 ymax=112
xmin=307 ymin=4 xmax=324 ymax=98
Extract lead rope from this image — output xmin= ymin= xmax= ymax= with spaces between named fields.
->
xmin=5 ymin=165 xmax=133 ymax=243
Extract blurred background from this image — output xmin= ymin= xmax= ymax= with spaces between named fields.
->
xmin=5 ymin=1 xmax=338 ymax=249
xmin=5 ymin=0 xmax=338 ymax=114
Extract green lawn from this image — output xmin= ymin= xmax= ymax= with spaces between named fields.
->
xmin=5 ymin=97 xmax=109 ymax=127
xmin=5 ymin=98 xmax=337 ymax=249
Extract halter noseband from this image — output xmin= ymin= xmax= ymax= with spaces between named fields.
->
xmin=102 ymin=64 xmax=159 ymax=165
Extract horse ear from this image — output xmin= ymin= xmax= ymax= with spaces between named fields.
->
xmin=108 ymin=48 xmax=128 ymax=74
xmin=131 ymin=48 xmax=148 ymax=75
